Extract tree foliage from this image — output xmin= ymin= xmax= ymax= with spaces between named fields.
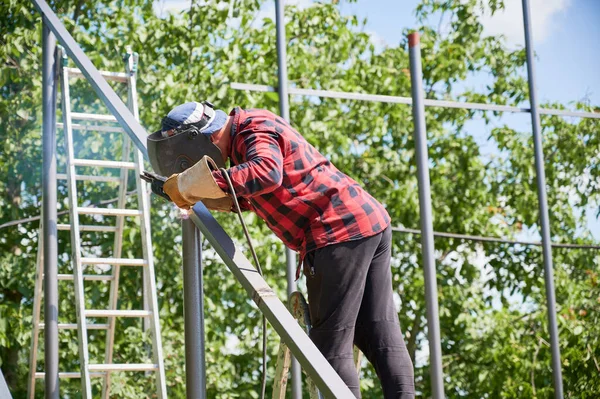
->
xmin=1 ymin=0 xmax=599 ymax=397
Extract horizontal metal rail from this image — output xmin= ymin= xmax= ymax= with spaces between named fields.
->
xmin=77 ymin=207 xmax=142 ymax=217
xmin=392 ymin=226 xmax=600 ymax=250
xmin=35 ymin=372 xmax=105 ymax=379
xmin=85 ymin=310 xmax=152 ymax=317
xmin=72 ymin=159 xmax=136 ymax=169
xmin=81 ymin=257 xmax=147 ymax=266
xmin=231 ymin=82 xmax=600 ymax=119
xmin=57 ymin=122 xmax=125 ymax=133
xmin=57 ymin=224 xmax=118 ymax=232
xmin=65 ymin=67 xmax=128 ymax=83
xmin=39 ymin=323 xmax=110 ymax=330
xmin=88 ymin=364 xmax=158 ymax=372
xmin=57 ymin=173 xmax=121 ymax=183
xmin=56 ymin=274 xmax=113 ymax=281
xmin=71 ymin=112 xmax=118 ymax=122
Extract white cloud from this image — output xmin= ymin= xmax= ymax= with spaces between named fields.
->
xmin=366 ymin=30 xmax=388 ymax=53
xmin=153 ymin=0 xmax=231 ymax=17
xmin=153 ymin=0 xmax=190 ymax=17
xmin=252 ymin=0 xmax=315 ymax=27
xmin=479 ymin=0 xmax=572 ymax=46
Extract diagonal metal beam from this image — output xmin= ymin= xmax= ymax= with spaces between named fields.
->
xmin=189 ymin=203 xmax=354 ymax=398
xmin=31 ymin=0 xmax=149 ymax=158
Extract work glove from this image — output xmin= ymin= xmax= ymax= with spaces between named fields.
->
xmin=202 ymin=197 xmax=234 ymax=212
xmin=163 ymin=155 xmax=231 ymax=210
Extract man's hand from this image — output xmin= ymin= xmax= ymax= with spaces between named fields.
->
xmin=162 ymin=156 xmax=231 ymax=210
xmin=202 ymin=197 xmax=234 ymax=212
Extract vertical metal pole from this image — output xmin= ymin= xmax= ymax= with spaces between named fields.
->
xmin=275 ymin=1 xmax=302 ymax=398
xmin=182 ymin=219 xmax=206 ymax=399
xmin=42 ymin=20 xmax=59 ymax=399
xmin=408 ymin=32 xmax=445 ymax=399
xmin=521 ymin=1 xmax=563 ymax=397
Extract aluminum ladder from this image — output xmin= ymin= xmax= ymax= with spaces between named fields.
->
xmin=27 ymin=47 xmax=167 ymax=399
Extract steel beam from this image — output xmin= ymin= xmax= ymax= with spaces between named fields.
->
xmin=408 ymin=32 xmax=445 ymax=399
xmin=189 ymin=203 xmax=354 ymax=398
xmin=230 ymin=82 xmax=600 ymax=119
xmin=521 ymin=1 xmax=563 ymax=397
xmin=182 ymin=219 xmax=206 ymax=399
xmin=31 ymin=0 xmax=149 ymax=157
xmin=0 ymin=369 xmax=12 ymax=399
xmin=42 ymin=20 xmax=59 ymax=399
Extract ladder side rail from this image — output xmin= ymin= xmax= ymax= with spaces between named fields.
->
xmin=27 ymin=224 xmax=45 ymax=399
xmin=60 ymin=62 xmax=93 ymax=399
xmin=128 ymin=51 xmax=167 ymax=398
xmin=125 ymin=49 xmax=151 ymax=336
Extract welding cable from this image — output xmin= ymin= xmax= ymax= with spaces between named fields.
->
xmin=220 ymin=168 xmax=268 ymax=399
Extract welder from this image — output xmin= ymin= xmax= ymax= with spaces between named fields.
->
xmin=147 ymin=101 xmax=415 ymax=398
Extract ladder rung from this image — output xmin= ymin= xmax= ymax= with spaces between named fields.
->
xmin=77 ymin=207 xmax=142 ymax=217
xmin=65 ymin=67 xmax=129 ymax=83
xmin=88 ymin=364 xmax=159 ymax=372
xmin=71 ymin=112 xmax=117 ymax=122
xmin=57 ymin=274 xmax=113 ymax=281
xmin=57 ymin=122 xmax=125 ymax=133
xmin=36 ymin=371 xmax=105 ymax=379
xmin=73 ymin=159 xmax=136 ymax=169
xmin=81 ymin=257 xmax=147 ymax=266
xmin=57 ymin=224 xmax=118 ymax=233
xmin=85 ymin=310 xmax=152 ymax=317
xmin=57 ymin=173 xmax=121 ymax=183
xmin=39 ymin=323 xmax=110 ymax=330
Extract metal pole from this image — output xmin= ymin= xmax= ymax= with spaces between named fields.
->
xmin=182 ymin=219 xmax=206 ymax=399
xmin=408 ymin=32 xmax=445 ymax=399
xmin=42 ymin=20 xmax=59 ymax=399
xmin=275 ymin=1 xmax=302 ymax=398
xmin=521 ymin=1 xmax=563 ymax=397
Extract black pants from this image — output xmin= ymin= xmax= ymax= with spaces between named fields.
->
xmin=304 ymin=226 xmax=415 ymax=398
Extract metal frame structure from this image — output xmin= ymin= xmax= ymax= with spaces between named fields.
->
xmin=31 ymin=0 xmax=354 ymax=397
xmin=29 ymin=0 xmax=599 ymax=397
xmin=30 ymin=42 xmax=167 ymax=398
xmin=228 ymin=1 xmax=598 ymax=398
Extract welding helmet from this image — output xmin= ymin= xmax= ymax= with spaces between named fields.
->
xmin=147 ymin=101 xmax=228 ymax=176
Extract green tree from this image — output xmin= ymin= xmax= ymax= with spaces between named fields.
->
xmin=1 ymin=0 xmax=598 ymax=397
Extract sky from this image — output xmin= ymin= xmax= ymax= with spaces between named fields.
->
xmin=154 ymin=0 xmax=600 ymax=239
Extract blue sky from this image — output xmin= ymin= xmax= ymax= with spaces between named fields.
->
xmin=340 ymin=0 xmax=600 ymax=106
xmin=340 ymin=0 xmax=600 ymax=239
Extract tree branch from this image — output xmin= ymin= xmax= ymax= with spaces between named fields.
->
xmin=72 ymin=0 xmax=84 ymax=24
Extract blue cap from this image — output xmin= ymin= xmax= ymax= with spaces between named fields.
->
xmin=161 ymin=101 xmax=227 ymax=136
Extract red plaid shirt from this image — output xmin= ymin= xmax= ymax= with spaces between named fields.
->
xmin=213 ymin=108 xmax=390 ymax=274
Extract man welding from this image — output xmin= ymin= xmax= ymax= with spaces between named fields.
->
xmin=146 ymin=101 xmax=415 ymax=398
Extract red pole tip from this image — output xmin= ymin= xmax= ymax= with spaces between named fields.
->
xmin=408 ymin=32 xmax=420 ymax=48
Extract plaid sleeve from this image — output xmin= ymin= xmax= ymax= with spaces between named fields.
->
xmin=212 ymin=128 xmax=284 ymax=198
